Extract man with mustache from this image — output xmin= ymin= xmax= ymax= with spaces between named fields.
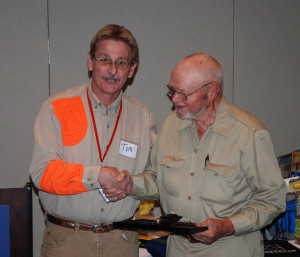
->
xmin=30 ymin=24 xmax=156 ymax=257
xmin=105 ymin=53 xmax=286 ymax=257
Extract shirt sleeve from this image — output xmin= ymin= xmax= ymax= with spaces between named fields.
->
xmin=229 ymin=130 xmax=286 ymax=235
xmin=132 ymin=129 xmax=160 ymax=200
xmin=29 ymin=99 xmax=100 ymax=195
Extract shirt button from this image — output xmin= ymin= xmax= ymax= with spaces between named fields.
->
xmin=100 ymin=208 xmax=104 ymax=212
xmin=107 ymin=124 xmax=110 ymax=129
xmin=193 ymin=149 xmax=198 ymax=153
xmin=188 ymin=196 xmax=191 ymax=200
xmin=91 ymin=183 xmax=94 ymax=186
xmin=191 ymin=172 xmax=194 ymax=176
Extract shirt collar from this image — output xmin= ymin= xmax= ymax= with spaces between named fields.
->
xmin=209 ymin=95 xmax=231 ymax=137
xmin=87 ymin=80 xmax=122 ymax=115
xmin=178 ymin=118 xmax=194 ymax=132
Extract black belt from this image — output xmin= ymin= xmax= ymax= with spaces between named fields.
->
xmin=46 ymin=213 xmax=113 ymax=233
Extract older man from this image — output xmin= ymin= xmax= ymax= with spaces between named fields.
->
xmin=106 ymin=53 xmax=286 ymax=257
xmin=30 ymin=24 xmax=156 ymax=257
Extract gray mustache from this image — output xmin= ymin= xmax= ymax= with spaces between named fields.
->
xmin=102 ymin=74 xmax=121 ymax=82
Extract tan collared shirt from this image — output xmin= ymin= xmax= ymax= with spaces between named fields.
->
xmin=133 ymin=95 xmax=286 ymax=236
xmin=30 ymin=81 xmax=156 ymax=223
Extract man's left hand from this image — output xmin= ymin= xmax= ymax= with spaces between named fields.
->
xmin=192 ymin=218 xmax=234 ymax=244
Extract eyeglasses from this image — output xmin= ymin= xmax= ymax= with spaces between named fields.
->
xmin=167 ymin=83 xmax=211 ymax=101
xmin=93 ymin=56 xmax=132 ymax=70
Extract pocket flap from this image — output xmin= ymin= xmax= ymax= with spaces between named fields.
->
xmin=204 ymin=162 xmax=235 ymax=177
xmin=160 ymin=156 xmax=185 ymax=168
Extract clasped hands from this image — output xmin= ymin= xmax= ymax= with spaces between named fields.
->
xmin=98 ymin=166 xmax=133 ymax=201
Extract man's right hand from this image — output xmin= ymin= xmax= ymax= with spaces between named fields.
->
xmin=98 ymin=167 xmax=133 ymax=201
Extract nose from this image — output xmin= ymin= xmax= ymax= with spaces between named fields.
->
xmin=107 ymin=61 xmax=117 ymax=74
xmin=172 ymin=92 xmax=182 ymax=103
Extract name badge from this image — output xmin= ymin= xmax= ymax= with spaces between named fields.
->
xmin=119 ymin=140 xmax=138 ymax=159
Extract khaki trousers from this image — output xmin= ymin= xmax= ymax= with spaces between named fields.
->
xmin=41 ymin=221 xmax=139 ymax=257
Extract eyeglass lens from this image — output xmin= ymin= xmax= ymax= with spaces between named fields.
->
xmin=167 ymin=85 xmax=187 ymax=100
xmin=95 ymin=56 xmax=130 ymax=70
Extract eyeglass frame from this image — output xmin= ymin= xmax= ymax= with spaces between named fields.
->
xmin=167 ymin=82 xmax=212 ymax=101
xmin=92 ymin=55 xmax=133 ymax=70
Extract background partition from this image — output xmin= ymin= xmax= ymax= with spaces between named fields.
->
xmin=0 ymin=1 xmax=299 ymax=256
xmin=0 ymin=183 xmax=33 ymax=257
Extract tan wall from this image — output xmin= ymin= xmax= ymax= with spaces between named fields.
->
xmin=1 ymin=0 xmax=299 ymax=256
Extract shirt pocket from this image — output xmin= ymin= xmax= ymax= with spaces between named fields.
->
xmin=199 ymin=161 xmax=236 ymax=204
xmin=160 ymin=156 xmax=185 ymax=197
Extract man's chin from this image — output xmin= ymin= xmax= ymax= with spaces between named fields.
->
xmin=175 ymin=110 xmax=193 ymax=120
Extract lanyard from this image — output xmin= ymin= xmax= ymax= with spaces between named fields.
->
xmin=86 ymin=88 xmax=122 ymax=163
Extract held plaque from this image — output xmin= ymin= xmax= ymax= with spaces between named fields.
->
xmin=113 ymin=214 xmax=207 ymax=235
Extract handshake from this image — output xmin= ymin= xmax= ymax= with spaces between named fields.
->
xmin=98 ymin=167 xmax=133 ymax=202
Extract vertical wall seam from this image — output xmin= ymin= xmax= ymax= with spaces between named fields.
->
xmin=47 ymin=0 xmax=50 ymax=96
xmin=232 ymin=0 xmax=235 ymax=104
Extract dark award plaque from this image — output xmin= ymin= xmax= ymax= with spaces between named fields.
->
xmin=113 ymin=214 xmax=207 ymax=235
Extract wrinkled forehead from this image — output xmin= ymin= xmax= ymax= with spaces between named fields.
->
xmin=170 ymin=63 xmax=206 ymax=87
xmin=171 ymin=56 xmax=221 ymax=86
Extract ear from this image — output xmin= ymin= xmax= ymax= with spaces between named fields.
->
xmin=207 ymin=83 xmax=221 ymax=102
xmin=128 ymin=61 xmax=138 ymax=78
xmin=87 ymin=52 xmax=93 ymax=72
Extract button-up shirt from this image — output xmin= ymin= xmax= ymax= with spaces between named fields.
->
xmin=133 ymin=95 xmax=286 ymax=235
xmin=30 ymin=81 xmax=156 ymax=223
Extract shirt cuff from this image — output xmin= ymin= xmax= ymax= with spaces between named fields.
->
xmin=82 ymin=166 xmax=101 ymax=191
xmin=229 ymin=213 xmax=253 ymax=236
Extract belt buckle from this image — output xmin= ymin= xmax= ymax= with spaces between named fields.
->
xmin=92 ymin=224 xmax=110 ymax=233
xmin=65 ymin=221 xmax=75 ymax=229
